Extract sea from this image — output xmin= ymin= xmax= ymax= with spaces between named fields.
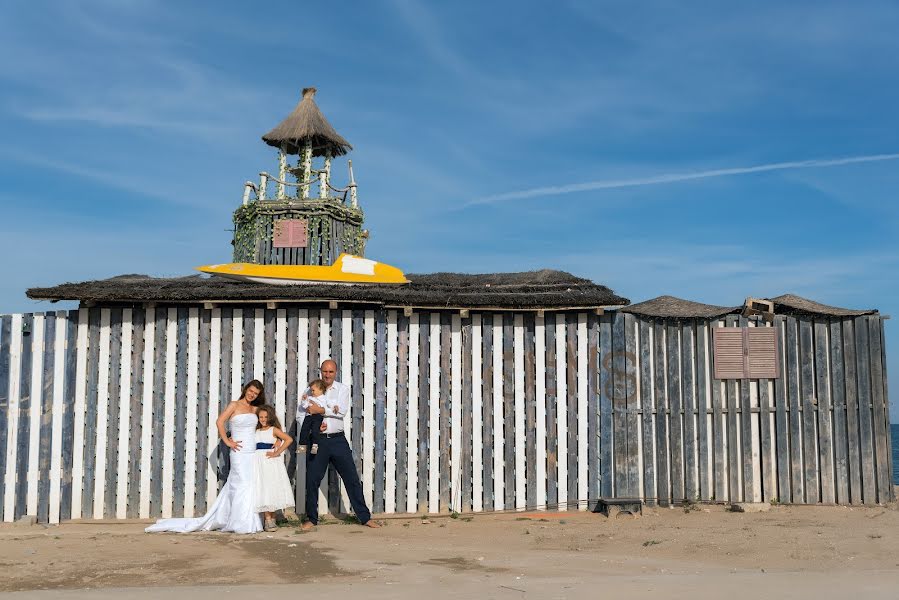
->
xmin=893 ymin=424 xmax=899 ymax=485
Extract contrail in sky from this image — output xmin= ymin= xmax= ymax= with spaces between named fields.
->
xmin=469 ymin=153 xmax=899 ymax=205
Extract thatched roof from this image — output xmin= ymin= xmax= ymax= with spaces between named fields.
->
xmin=621 ymin=295 xmax=739 ymax=319
xmin=26 ymin=270 xmax=629 ymax=310
xmin=769 ymin=294 xmax=877 ymax=317
xmin=262 ymin=88 xmax=352 ymax=157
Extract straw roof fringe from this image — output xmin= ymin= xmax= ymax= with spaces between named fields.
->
xmin=26 ymin=270 xmax=628 ymax=310
xmin=621 ymin=295 xmax=739 ymax=319
xmin=262 ymin=87 xmax=352 ymax=157
xmin=769 ymin=294 xmax=877 ymax=317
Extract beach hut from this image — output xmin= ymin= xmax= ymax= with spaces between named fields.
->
xmin=1 ymin=89 xmax=892 ymax=525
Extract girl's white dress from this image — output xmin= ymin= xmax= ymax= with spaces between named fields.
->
xmin=254 ymin=427 xmax=296 ymax=512
xmin=146 ymin=413 xmax=262 ymax=534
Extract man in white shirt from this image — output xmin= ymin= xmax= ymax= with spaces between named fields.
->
xmin=298 ymin=359 xmax=379 ymax=530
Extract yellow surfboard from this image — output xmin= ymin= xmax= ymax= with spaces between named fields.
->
xmin=197 ymin=254 xmax=409 ymax=285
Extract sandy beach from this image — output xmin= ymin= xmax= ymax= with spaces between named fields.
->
xmin=2 ymin=499 xmax=898 ymax=599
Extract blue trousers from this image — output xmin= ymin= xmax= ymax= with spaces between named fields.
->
xmin=304 ymin=433 xmax=371 ymax=525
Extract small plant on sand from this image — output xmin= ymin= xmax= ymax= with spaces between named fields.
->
xmin=643 ymin=540 xmax=661 ymax=547
xmin=450 ymin=511 xmax=460 ymax=519
xmin=341 ymin=515 xmax=361 ymax=525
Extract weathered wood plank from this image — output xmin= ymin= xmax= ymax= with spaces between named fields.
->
xmin=555 ymin=315 xmax=568 ymax=510
xmin=451 ymin=314 xmax=463 ymax=512
xmin=482 ymin=314 xmax=497 ymax=511
xmin=867 ymin=317 xmax=890 ymax=503
xmin=0 ymin=315 xmax=15 ymax=521
xmin=0 ymin=315 xmax=11 ymax=522
xmin=681 ymin=320 xmax=697 ymax=502
xmin=406 ymin=312 xmax=420 ymax=513
xmin=653 ymin=321 xmax=670 ymax=506
xmin=724 ymin=316 xmax=740 ymax=503
xmin=598 ymin=314 xmax=613 ymax=499
xmin=417 ymin=311 xmax=430 ymax=514
xmin=695 ymin=322 xmax=710 ymax=502
xmin=169 ymin=309 xmax=186 ymax=516
xmin=284 ymin=308 xmax=299 ymax=490
xmin=471 ymin=314 xmax=483 ymax=513
xmin=504 ymin=313 xmax=517 ymax=511
xmin=638 ymin=319 xmax=656 ymax=504
xmin=798 ymin=318 xmax=819 ymax=503
xmin=877 ymin=318 xmax=894 ymax=502
xmin=328 ymin=310 xmax=343 ymax=512
xmin=586 ymin=314 xmax=599 ymax=504
xmin=853 ymin=317 xmax=876 ymax=503
xmin=428 ymin=312 xmax=441 ymax=512
xmin=666 ymin=322 xmax=684 ymax=503
xmin=814 ymin=320 xmax=835 ymax=504
xmin=785 ymin=317 xmax=804 ymax=502
xmin=462 ymin=315 xmax=474 ymax=513
xmin=351 ymin=310 xmax=366 ymax=509
xmin=217 ymin=308 xmax=233 ymax=490
xmin=384 ymin=311 xmax=397 ymax=513
xmin=194 ymin=309 xmax=210 ymax=514
xmin=565 ymin=315 xmax=577 ymax=507
xmin=524 ymin=314 xmax=537 ymax=511
xmin=829 ymin=319 xmax=849 ymax=504
xmin=137 ymin=307 xmax=156 ymax=518
xmin=439 ymin=313 xmax=452 ymax=512
xmin=756 ymin=320 xmax=774 ymax=502
xmin=544 ymin=314 xmax=557 ymax=509
xmin=361 ymin=310 xmax=374 ymax=512
xmin=396 ymin=313 xmax=410 ymax=514
xmin=622 ymin=313 xmax=640 ymax=498
xmin=843 ymin=317 xmax=864 ymax=505
xmin=104 ymin=309 xmax=123 ymax=518
xmin=81 ymin=309 xmax=101 ymax=518
xmin=773 ymin=316 xmax=791 ymax=504
xmin=49 ymin=312 xmax=70 ymax=524
xmin=372 ymin=310 xmax=387 ymax=513
xmin=576 ymin=314 xmax=588 ymax=508
xmin=242 ymin=310 xmax=254 ymax=386
xmin=149 ymin=308 xmax=167 ymax=517
xmin=182 ymin=308 xmax=199 ymax=518
xmin=36 ymin=314 xmax=56 ymax=523
xmin=15 ymin=313 xmax=34 ymax=520
xmin=738 ymin=317 xmax=753 ymax=503
xmin=126 ymin=310 xmax=145 ymax=518
xmin=60 ymin=312 xmax=78 ymax=521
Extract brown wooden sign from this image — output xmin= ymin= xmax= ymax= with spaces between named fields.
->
xmin=273 ymin=219 xmax=308 ymax=248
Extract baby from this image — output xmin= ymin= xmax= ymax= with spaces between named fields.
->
xmin=298 ymin=379 xmax=329 ymax=454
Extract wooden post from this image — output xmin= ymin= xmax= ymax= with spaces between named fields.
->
xmin=348 ymin=160 xmax=358 ymax=208
xmin=320 ymin=150 xmax=331 ymax=199
xmin=242 ymin=182 xmax=253 ymax=205
xmin=258 ymin=173 xmax=268 ymax=202
xmin=301 ymin=140 xmax=312 ymax=199
xmin=278 ymin=148 xmax=287 ymax=200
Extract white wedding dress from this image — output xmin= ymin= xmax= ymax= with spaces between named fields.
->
xmin=145 ymin=413 xmax=262 ymax=534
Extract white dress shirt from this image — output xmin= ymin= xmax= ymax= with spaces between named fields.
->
xmin=296 ymin=380 xmax=351 ymax=435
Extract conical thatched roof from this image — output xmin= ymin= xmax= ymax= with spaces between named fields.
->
xmin=262 ymin=88 xmax=352 ymax=157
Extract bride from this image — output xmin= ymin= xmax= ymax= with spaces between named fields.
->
xmin=146 ymin=380 xmax=266 ymax=534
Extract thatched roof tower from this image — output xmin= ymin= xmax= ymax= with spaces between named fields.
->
xmin=262 ymin=87 xmax=352 ymax=157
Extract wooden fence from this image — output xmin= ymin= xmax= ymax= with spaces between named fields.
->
xmin=0 ymin=306 xmax=892 ymax=524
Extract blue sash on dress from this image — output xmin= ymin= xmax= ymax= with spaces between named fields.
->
xmin=256 ymin=442 xmax=274 ymax=450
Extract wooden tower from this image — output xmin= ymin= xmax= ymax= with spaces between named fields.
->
xmin=232 ymin=87 xmax=367 ymax=266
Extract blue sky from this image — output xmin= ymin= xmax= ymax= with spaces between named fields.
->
xmin=1 ymin=1 xmax=897 ymax=419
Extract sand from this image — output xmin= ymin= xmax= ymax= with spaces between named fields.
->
xmin=2 ymin=502 xmax=899 ymax=599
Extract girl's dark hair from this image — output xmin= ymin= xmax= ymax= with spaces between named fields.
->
xmin=240 ymin=379 xmax=266 ymax=406
xmin=255 ymin=405 xmax=282 ymax=430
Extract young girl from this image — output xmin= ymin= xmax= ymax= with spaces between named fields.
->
xmin=254 ymin=405 xmax=295 ymax=531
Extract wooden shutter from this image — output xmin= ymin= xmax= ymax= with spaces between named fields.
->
xmin=746 ymin=328 xmax=779 ymax=378
xmin=713 ymin=328 xmax=745 ymax=379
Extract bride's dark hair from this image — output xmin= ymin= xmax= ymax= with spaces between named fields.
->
xmin=239 ymin=379 xmax=266 ymax=407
